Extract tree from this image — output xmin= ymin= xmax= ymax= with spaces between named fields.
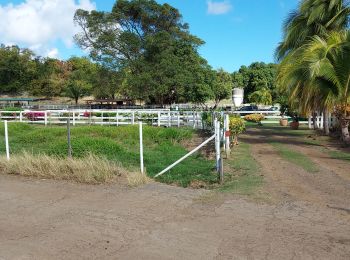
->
xmin=276 ymin=0 xmax=350 ymax=60
xmin=74 ymin=0 xmax=212 ymax=104
xmin=0 ymin=45 xmax=36 ymax=94
xmin=64 ymin=57 xmax=97 ymax=104
xmin=278 ymin=31 xmax=350 ymax=143
xmin=248 ymin=88 xmax=272 ymax=105
xmin=231 ymin=62 xmax=278 ymax=102
xmin=30 ymin=58 xmax=70 ymax=98
xmin=276 ymin=0 xmax=350 ymax=136
xmin=93 ymin=66 xmax=123 ymax=99
xmin=211 ymin=68 xmax=232 ymax=108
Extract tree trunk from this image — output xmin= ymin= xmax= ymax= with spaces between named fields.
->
xmin=340 ymin=118 xmax=350 ymax=144
xmin=323 ymin=109 xmax=330 ymax=135
xmin=75 ymin=97 xmax=79 ymax=105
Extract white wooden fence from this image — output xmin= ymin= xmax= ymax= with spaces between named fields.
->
xmin=0 ymin=109 xmax=338 ymax=129
xmin=0 ymin=109 xmax=203 ymax=128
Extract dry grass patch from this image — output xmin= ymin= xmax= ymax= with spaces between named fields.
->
xmin=126 ymin=170 xmax=151 ymax=187
xmin=0 ymin=153 xmax=139 ymax=185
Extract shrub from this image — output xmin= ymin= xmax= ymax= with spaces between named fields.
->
xmin=1 ymin=107 xmax=23 ymax=111
xmin=1 ymin=107 xmax=23 ymax=119
xmin=24 ymin=112 xmax=45 ymax=121
xmin=229 ymin=116 xmax=246 ymax=145
xmin=201 ymin=112 xmax=213 ymax=128
xmin=244 ymin=114 xmax=265 ymax=123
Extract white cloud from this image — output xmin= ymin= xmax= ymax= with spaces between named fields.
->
xmin=47 ymin=48 xmax=59 ymax=58
xmin=207 ymin=1 xmax=232 ymax=15
xmin=0 ymin=0 xmax=96 ymax=57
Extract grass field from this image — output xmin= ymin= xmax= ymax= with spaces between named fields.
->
xmin=0 ymin=123 xmax=216 ymax=187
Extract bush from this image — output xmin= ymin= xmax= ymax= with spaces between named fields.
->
xmin=201 ymin=112 xmax=213 ymax=128
xmin=24 ymin=112 xmax=45 ymax=121
xmin=229 ymin=116 xmax=246 ymax=145
xmin=244 ymin=114 xmax=265 ymax=123
xmin=1 ymin=107 xmax=23 ymax=119
xmin=1 ymin=107 xmax=23 ymax=111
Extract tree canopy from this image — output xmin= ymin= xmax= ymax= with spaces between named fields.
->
xmin=231 ymin=62 xmax=278 ymax=103
xmin=74 ymin=0 xmax=216 ymax=105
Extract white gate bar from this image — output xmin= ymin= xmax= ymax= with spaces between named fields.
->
xmin=155 ymin=134 xmax=215 ymax=178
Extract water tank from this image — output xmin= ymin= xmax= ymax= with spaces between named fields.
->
xmin=232 ymin=88 xmax=244 ymax=107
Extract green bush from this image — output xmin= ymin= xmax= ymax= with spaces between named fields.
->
xmin=201 ymin=112 xmax=213 ymax=128
xmin=1 ymin=107 xmax=23 ymax=111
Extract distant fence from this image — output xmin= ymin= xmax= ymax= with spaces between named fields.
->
xmin=0 ymin=109 xmax=337 ymax=129
xmin=0 ymin=109 xmax=203 ymax=128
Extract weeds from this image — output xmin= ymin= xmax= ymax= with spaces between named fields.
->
xmin=0 ymin=152 xmax=132 ymax=184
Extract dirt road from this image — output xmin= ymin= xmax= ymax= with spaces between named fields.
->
xmin=1 ymin=127 xmax=350 ymax=259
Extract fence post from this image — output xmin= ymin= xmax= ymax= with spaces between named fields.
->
xmin=67 ymin=118 xmax=72 ymax=158
xmin=4 ymin=120 xmax=10 ymax=161
xmin=139 ymin=122 xmax=144 ymax=174
xmin=116 ymin=112 xmax=119 ymax=126
xmin=132 ymin=112 xmax=135 ymax=125
xmin=168 ymin=112 xmax=171 ymax=127
xmin=19 ymin=111 xmax=23 ymax=123
xmin=193 ymin=111 xmax=196 ymax=129
xmin=308 ymin=115 xmax=312 ymax=129
xmin=219 ymin=157 xmax=224 ymax=184
xmin=177 ymin=112 xmax=180 ymax=127
xmin=44 ymin=111 xmax=48 ymax=126
xmin=73 ymin=111 xmax=76 ymax=126
xmin=225 ymin=114 xmax=230 ymax=156
xmin=158 ymin=112 xmax=161 ymax=127
xmin=215 ymin=118 xmax=221 ymax=172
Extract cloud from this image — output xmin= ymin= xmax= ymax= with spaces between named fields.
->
xmin=47 ymin=48 xmax=59 ymax=58
xmin=207 ymin=1 xmax=232 ymax=15
xmin=0 ymin=0 xmax=96 ymax=57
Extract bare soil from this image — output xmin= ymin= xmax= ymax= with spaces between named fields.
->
xmin=1 ymin=127 xmax=350 ymax=259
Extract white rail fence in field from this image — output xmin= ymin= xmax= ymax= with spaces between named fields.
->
xmin=0 ymin=109 xmax=337 ymax=129
xmin=0 ymin=109 xmax=203 ymax=128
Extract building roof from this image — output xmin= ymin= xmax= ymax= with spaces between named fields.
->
xmin=0 ymin=98 xmax=40 ymax=102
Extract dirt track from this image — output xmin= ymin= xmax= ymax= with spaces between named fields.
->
xmin=1 ymin=127 xmax=350 ymax=259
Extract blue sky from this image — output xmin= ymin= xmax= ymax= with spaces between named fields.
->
xmin=0 ymin=0 xmax=299 ymax=72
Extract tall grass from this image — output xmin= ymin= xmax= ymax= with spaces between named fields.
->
xmin=0 ymin=152 xmax=132 ymax=184
xmin=0 ymin=123 xmax=215 ymax=187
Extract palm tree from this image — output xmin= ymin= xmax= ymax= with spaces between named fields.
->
xmin=276 ymin=0 xmax=350 ymax=134
xmin=276 ymin=0 xmax=350 ymax=60
xmin=278 ymin=31 xmax=350 ymax=143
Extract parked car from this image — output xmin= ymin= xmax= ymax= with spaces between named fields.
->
xmin=236 ymin=105 xmax=259 ymax=115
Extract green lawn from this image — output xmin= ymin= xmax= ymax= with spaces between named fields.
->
xmin=0 ymin=123 xmax=217 ymax=187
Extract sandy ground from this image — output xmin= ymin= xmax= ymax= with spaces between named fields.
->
xmin=0 ymin=127 xmax=350 ymax=259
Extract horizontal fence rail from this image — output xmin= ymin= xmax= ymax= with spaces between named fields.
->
xmin=0 ymin=109 xmax=337 ymax=128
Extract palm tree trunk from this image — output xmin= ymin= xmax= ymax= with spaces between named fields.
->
xmin=323 ymin=109 xmax=330 ymax=135
xmin=340 ymin=119 xmax=350 ymax=144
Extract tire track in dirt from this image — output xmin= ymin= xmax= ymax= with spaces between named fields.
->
xmin=241 ymin=128 xmax=350 ymax=210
